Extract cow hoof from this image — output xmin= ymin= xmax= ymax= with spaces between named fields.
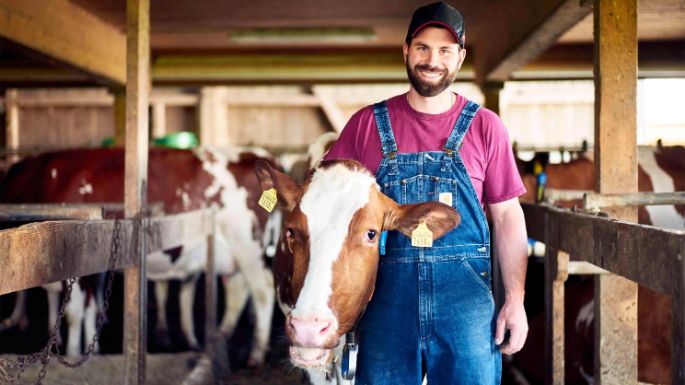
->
xmin=188 ymin=341 xmax=202 ymax=352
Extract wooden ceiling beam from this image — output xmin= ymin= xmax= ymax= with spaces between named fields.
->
xmin=0 ymin=0 xmax=126 ymax=85
xmin=474 ymin=0 xmax=592 ymax=85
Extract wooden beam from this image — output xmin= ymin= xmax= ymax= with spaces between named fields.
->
xmin=674 ymin=239 xmax=685 ymax=384
xmin=482 ymin=82 xmax=504 ymax=115
xmin=0 ymin=204 xmax=103 ymax=221
xmin=312 ymin=86 xmax=347 ymax=132
xmin=0 ymin=209 xmax=213 ymax=296
xmin=199 ymin=87 xmax=228 ymax=146
xmin=154 ymin=52 xmax=475 ymax=84
xmin=483 ymin=0 xmax=592 ymax=83
xmin=0 ymin=0 xmax=125 ymax=84
xmin=593 ymin=1 xmax=639 ymax=382
xmin=5 ymin=89 xmax=19 ymax=164
xmin=543 ymin=216 xmax=566 ymax=385
xmin=123 ymin=0 xmax=150 ymax=383
xmin=113 ymin=88 xmax=126 ymax=147
xmin=0 ymin=220 xmax=136 ymax=296
xmin=521 ymin=203 xmax=683 ymax=296
xmin=514 ymin=41 xmax=685 ymax=80
xmin=152 ymin=101 xmax=166 ymax=139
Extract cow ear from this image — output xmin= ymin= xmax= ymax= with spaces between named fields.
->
xmin=384 ymin=199 xmax=460 ymax=240
xmin=255 ymin=160 xmax=301 ymax=211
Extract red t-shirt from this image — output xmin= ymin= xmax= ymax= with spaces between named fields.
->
xmin=324 ymin=93 xmax=525 ymax=207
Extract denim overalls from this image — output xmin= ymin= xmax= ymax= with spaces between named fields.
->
xmin=356 ymin=99 xmax=501 ymax=385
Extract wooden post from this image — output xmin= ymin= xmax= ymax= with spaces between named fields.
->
xmin=674 ymin=240 xmax=685 ymax=384
xmin=123 ymin=0 xmax=149 ymax=384
xmin=482 ymin=81 xmax=504 ymax=115
xmin=5 ymin=89 xmax=19 ymax=164
xmin=593 ymin=0 xmax=638 ymax=383
xmin=199 ymin=87 xmax=228 ymax=146
xmin=543 ymin=213 xmax=566 ymax=384
xmin=152 ymin=101 xmax=166 ymax=139
xmin=113 ymin=87 xmax=126 ymax=146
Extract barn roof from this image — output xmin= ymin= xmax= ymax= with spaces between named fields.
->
xmin=0 ymin=0 xmax=683 ymax=87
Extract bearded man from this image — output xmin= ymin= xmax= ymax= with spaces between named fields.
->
xmin=324 ymin=2 xmax=529 ymax=384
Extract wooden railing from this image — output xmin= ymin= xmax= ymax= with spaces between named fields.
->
xmin=521 ymin=202 xmax=685 ymax=384
xmin=0 ymin=204 xmax=226 ymax=380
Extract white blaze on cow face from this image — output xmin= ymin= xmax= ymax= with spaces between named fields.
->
xmin=294 ymin=163 xmax=378 ymax=324
xmin=639 ymin=147 xmax=685 ymax=230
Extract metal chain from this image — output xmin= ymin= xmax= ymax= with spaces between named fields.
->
xmin=0 ymin=219 xmax=122 ymax=385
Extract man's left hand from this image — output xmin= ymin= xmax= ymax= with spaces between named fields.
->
xmin=495 ymin=299 xmax=528 ymax=355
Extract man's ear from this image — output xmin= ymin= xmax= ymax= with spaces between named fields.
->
xmin=457 ymin=47 xmax=466 ymax=70
xmin=254 ymin=160 xmax=301 ymax=211
xmin=383 ymin=196 xmax=460 ymax=240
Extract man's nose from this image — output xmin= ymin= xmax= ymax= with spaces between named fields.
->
xmin=426 ymin=49 xmax=440 ymax=67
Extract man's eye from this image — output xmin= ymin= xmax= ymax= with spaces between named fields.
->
xmin=366 ymin=230 xmax=377 ymax=242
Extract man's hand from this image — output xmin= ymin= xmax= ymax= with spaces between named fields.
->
xmin=495 ymin=298 xmax=528 ymax=355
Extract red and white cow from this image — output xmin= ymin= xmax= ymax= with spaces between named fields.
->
xmin=513 ymin=145 xmax=684 ymax=384
xmin=0 ymin=146 xmax=276 ymax=365
xmin=255 ymin=159 xmax=460 ymax=384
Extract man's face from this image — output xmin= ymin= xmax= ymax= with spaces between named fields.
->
xmin=403 ymin=26 xmax=466 ymax=97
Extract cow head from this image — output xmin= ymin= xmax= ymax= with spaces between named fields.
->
xmin=255 ymin=159 xmax=460 ymax=368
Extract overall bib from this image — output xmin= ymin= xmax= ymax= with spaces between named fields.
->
xmin=356 ymin=100 xmax=501 ymax=385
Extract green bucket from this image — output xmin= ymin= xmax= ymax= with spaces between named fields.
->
xmin=153 ymin=131 xmax=199 ymax=149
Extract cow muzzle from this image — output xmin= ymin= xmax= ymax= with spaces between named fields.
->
xmin=289 ymin=346 xmax=333 ymax=368
xmin=286 ymin=314 xmax=338 ymax=348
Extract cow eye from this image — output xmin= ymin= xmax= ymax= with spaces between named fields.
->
xmin=366 ymin=230 xmax=377 ymax=242
xmin=286 ymin=228 xmax=294 ymax=239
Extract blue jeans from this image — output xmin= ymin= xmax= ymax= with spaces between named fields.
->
xmin=356 ymin=255 xmax=501 ymax=385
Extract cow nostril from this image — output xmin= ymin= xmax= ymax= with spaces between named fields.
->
xmin=319 ymin=321 xmax=331 ymax=335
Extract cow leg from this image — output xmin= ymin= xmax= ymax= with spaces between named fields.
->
xmin=180 ymin=274 xmax=201 ymax=351
xmin=153 ymin=281 xmax=172 ymax=349
xmin=44 ymin=283 xmax=63 ymax=346
xmin=83 ymin=294 xmax=99 ymax=354
xmin=233 ymin=251 xmax=275 ymax=367
xmin=218 ymin=271 xmax=249 ymax=337
xmin=64 ymin=280 xmax=86 ymax=357
xmin=0 ymin=291 xmax=28 ymax=332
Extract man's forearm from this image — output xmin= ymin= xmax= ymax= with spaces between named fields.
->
xmin=492 ymin=201 xmax=528 ymax=302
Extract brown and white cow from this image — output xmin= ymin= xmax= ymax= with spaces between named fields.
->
xmin=255 ymin=159 xmax=459 ymax=384
xmin=512 ymin=145 xmax=684 ymax=384
xmin=0 ymin=146 xmax=276 ymax=365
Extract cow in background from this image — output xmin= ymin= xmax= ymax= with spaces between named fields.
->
xmin=512 ymin=144 xmax=684 ymax=384
xmin=0 ymin=146 xmax=277 ymax=366
xmin=256 ymin=159 xmax=459 ymax=384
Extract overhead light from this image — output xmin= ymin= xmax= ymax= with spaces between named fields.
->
xmin=229 ymin=27 xmax=376 ymax=44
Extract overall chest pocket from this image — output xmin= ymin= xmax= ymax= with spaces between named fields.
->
xmin=382 ymin=175 xmax=458 ymax=207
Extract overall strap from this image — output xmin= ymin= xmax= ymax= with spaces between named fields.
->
xmin=444 ymin=100 xmax=481 ymax=153
xmin=373 ymin=101 xmax=400 ymax=175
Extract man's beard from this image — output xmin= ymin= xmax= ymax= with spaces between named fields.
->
xmin=406 ymin=59 xmax=458 ymax=97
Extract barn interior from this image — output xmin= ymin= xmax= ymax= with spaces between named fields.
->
xmin=0 ymin=0 xmax=684 ymax=384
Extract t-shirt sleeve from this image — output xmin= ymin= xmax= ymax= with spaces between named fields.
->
xmin=323 ymin=108 xmax=364 ymax=162
xmin=481 ymin=110 xmax=526 ymax=204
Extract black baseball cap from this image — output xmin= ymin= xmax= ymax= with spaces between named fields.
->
xmin=405 ymin=2 xmax=465 ymax=47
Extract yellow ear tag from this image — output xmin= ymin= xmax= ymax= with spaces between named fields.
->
xmin=258 ymin=188 xmax=277 ymax=212
xmin=411 ymin=222 xmax=433 ymax=248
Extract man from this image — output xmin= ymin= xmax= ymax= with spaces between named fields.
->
xmin=323 ymin=2 xmax=528 ymax=384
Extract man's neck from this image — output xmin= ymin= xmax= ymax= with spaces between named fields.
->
xmin=406 ymin=88 xmax=454 ymax=114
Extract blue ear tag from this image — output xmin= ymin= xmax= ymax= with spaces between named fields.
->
xmin=379 ymin=231 xmax=388 ymax=255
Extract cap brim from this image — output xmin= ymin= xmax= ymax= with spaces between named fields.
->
xmin=411 ymin=21 xmax=461 ymax=45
